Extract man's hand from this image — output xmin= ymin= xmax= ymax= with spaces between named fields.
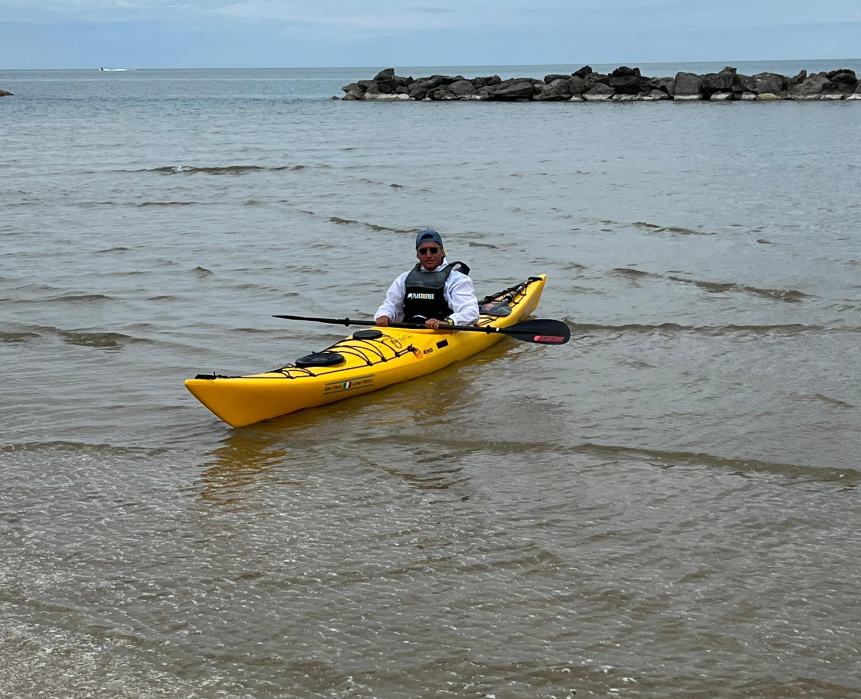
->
xmin=375 ymin=315 xmax=390 ymax=327
xmin=425 ymin=318 xmax=452 ymax=330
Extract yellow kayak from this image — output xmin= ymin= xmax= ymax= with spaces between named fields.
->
xmin=185 ymin=274 xmax=548 ymax=427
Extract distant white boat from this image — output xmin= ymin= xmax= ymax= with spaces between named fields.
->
xmin=99 ymin=67 xmax=128 ymax=72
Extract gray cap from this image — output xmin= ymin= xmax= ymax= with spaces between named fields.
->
xmin=415 ymin=228 xmax=443 ymax=249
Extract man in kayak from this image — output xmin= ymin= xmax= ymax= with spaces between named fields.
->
xmin=375 ymin=228 xmax=479 ymax=329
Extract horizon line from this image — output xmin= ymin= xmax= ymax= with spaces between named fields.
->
xmin=3 ymin=57 xmax=861 ymax=72
xmin=5 ymin=56 xmax=861 ymax=73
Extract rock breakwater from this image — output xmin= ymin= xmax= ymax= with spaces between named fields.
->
xmin=343 ymin=66 xmax=861 ymax=102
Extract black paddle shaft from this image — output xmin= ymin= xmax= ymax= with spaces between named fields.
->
xmin=272 ymin=314 xmax=570 ymax=345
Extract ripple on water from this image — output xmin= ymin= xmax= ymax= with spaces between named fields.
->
xmin=59 ymin=330 xmax=145 ymax=350
xmin=611 ymin=267 xmax=812 ymax=303
xmin=1 ymin=413 xmax=859 ymax=697
xmin=0 ymin=331 xmax=40 ymax=343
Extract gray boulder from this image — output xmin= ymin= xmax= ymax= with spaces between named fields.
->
xmin=358 ymin=79 xmax=392 ymax=94
xmin=583 ymin=72 xmax=609 ymax=90
xmin=568 ymin=75 xmax=586 ymax=95
xmin=609 ymin=74 xmax=646 ymax=94
xmin=408 ymin=75 xmax=452 ymax=100
xmin=826 ymin=69 xmax=857 ymax=93
xmin=535 ymin=78 xmax=573 ymax=101
xmin=472 ymin=75 xmax=501 ymax=89
xmin=674 ymin=72 xmax=703 ymax=100
xmin=364 ymin=77 xmax=414 ymax=99
xmin=827 ymin=68 xmax=856 ymax=84
xmin=701 ymin=69 xmax=737 ymax=96
xmin=485 ymin=78 xmax=541 ymax=100
xmin=544 ymin=73 xmax=571 ymax=83
xmin=573 ymin=65 xmax=593 ymax=78
xmin=641 ymin=89 xmax=670 ymax=101
xmin=341 ymin=82 xmax=365 ymax=99
xmin=428 ymin=88 xmax=459 ymax=101
xmin=448 ymin=80 xmax=477 ymax=97
xmin=648 ymin=77 xmax=675 ymax=97
xmin=789 ymin=72 xmax=831 ymax=99
xmin=746 ymin=72 xmax=787 ymax=95
xmin=369 ymin=70 xmax=413 ymax=89
xmin=611 ymin=66 xmax=641 ymax=77
xmin=584 ymin=83 xmax=614 ymax=101
xmin=363 ymin=82 xmax=394 ymax=99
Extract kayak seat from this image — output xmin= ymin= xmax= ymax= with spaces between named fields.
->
xmin=295 ymin=351 xmax=346 ymax=368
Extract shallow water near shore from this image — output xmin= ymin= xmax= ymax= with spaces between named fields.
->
xmin=1 ymin=63 xmax=860 ymax=697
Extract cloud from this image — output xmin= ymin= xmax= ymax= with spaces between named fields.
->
xmin=2 ymin=0 xmax=196 ymax=22
xmin=407 ymin=6 xmax=456 ymax=14
xmin=3 ymin=0 xmax=860 ymax=68
xmin=211 ymin=0 xmax=481 ymax=33
xmin=8 ymin=0 xmax=860 ymax=31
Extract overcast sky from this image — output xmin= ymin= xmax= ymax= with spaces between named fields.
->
xmin=1 ymin=0 xmax=860 ymax=69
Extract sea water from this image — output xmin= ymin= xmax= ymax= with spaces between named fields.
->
xmin=1 ymin=62 xmax=860 ymax=697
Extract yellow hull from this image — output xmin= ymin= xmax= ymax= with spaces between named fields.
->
xmin=185 ymin=275 xmax=547 ymax=427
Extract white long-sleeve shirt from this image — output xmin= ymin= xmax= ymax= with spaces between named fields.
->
xmin=374 ymin=259 xmax=480 ymax=325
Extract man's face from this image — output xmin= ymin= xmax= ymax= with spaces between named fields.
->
xmin=416 ymin=243 xmax=444 ymax=271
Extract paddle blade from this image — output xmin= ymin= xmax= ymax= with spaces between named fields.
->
xmin=505 ymin=319 xmax=571 ymax=345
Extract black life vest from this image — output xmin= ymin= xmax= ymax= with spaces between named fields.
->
xmin=403 ymin=261 xmax=470 ymax=322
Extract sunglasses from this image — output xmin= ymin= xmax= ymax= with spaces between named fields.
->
xmin=417 ymin=246 xmax=440 ymax=255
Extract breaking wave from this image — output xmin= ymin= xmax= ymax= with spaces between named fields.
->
xmin=632 ymin=221 xmax=714 ymax=236
xmin=667 ymin=275 xmax=811 ymax=302
xmin=611 ymin=268 xmax=811 ymax=303
xmin=145 ymin=164 xmax=323 ymax=175
xmin=59 ymin=330 xmax=151 ymax=350
xmin=565 ymin=321 xmax=847 ymax=336
xmin=0 ymin=331 xmax=40 ymax=343
xmin=328 ymin=216 xmax=417 ymax=234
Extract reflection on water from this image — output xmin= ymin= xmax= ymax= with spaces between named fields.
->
xmin=198 ymin=430 xmax=298 ymax=506
xmin=379 ymin=464 xmax=468 ymax=492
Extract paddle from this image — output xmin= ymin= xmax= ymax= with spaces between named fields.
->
xmin=273 ymin=314 xmax=570 ymax=345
